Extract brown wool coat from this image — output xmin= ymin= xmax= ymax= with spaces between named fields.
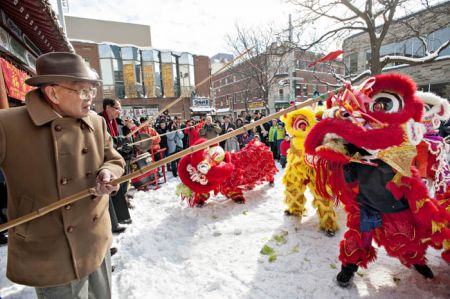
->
xmin=0 ymin=90 xmax=125 ymax=287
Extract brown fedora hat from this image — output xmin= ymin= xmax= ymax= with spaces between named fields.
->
xmin=25 ymin=52 xmax=101 ymax=86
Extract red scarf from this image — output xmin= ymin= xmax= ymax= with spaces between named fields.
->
xmin=101 ymin=111 xmax=119 ymax=137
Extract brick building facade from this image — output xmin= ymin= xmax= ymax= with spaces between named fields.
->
xmin=212 ymin=49 xmax=343 ymax=120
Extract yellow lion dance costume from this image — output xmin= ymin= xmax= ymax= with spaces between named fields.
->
xmin=281 ymin=107 xmax=339 ymax=236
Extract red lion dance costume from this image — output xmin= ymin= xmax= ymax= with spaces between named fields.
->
xmin=304 ymin=73 xmax=450 ymax=287
xmin=177 ymin=138 xmax=277 ymax=207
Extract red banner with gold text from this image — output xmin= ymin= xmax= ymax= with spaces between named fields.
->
xmin=0 ymin=58 xmax=34 ymax=101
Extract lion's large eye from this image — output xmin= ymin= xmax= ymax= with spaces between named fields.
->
xmin=197 ymin=161 xmax=210 ymax=174
xmin=292 ymin=117 xmax=309 ymax=131
xmin=369 ymin=92 xmax=403 ymax=113
xmin=423 ymin=103 xmax=432 ymax=113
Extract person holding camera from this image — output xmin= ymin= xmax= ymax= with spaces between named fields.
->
xmin=99 ymin=99 xmax=132 ymax=230
xmin=199 ymin=115 xmax=221 ymax=140
xmin=166 ymin=121 xmax=184 ymax=177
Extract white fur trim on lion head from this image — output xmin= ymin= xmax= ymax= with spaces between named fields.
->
xmin=416 ymin=91 xmax=450 ymax=122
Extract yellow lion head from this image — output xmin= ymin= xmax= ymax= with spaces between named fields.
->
xmin=280 ymin=107 xmax=317 ymax=150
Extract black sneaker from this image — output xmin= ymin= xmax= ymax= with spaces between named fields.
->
xmin=336 ymin=264 xmax=358 ymax=288
xmin=110 ymin=247 xmax=118 ymax=256
xmin=233 ymin=197 xmax=245 ymax=204
xmin=119 ymin=219 xmax=132 ymax=225
xmin=325 ymin=229 xmax=336 ymax=237
xmin=413 ymin=264 xmax=434 ymax=279
xmin=113 ymin=225 xmax=126 ymax=234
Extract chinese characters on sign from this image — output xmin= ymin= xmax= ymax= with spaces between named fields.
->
xmin=123 ymin=63 xmax=137 ymax=98
xmin=0 ymin=58 xmax=34 ymax=101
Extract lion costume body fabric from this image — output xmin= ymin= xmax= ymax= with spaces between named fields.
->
xmin=177 ymin=138 xmax=277 ymax=207
xmin=414 ymin=91 xmax=450 ymax=205
xmin=303 ymin=73 xmax=450 ymax=286
xmin=281 ymin=107 xmax=338 ymax=235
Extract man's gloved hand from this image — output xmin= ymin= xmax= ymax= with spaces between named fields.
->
xmin=95 ymin=169 xmax=119 ymax=196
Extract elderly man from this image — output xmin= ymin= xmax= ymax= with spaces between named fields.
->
xmin=0 ymin=52 xmax=124 ymax=298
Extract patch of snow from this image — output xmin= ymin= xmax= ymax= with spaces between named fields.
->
xmin=1 ymin=165 xmax=449 ymax=298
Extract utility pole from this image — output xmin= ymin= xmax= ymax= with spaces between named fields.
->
xmin=287 ymin=14 xmax=294 ymax=101
xmin=56 ymin=0 xmax=67 ymax=34
xmin=288 ymin=14 xmax=293 ymax=44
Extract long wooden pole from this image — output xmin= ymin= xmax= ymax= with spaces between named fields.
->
xmin=0 ymin=87 xmax=343 ymax=232
xmin=126 ymin=48 xmax=253 ymax=137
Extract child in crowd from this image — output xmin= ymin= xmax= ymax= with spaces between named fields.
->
xmin=241 ymin=131 xmax=253 ymax=147
xmin=224 ymin=128 xmax=240 ymax=152
xmin=279 ymin=135 xmax=290 ymax=168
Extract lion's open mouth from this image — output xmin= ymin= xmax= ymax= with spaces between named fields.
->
xmin=316 ymin=133 xmax=348 ymax=155
xmin=304 ymin=118 xmax=405 ymax=163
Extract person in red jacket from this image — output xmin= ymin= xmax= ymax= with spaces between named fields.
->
xmin=185 ymin=119 xmax=204 ymax=146
xmin=279 ymin=135 xmax=290 ymax=168
xmin=138 ymin=117 xmax=161 ymax=153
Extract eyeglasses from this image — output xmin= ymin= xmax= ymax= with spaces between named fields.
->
xmin=53 ymin=84 xmax=97 ymax=100
xmin=112 ymin=106 xmax=121 ymax=111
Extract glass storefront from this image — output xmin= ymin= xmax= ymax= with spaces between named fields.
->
xmin=122 ymin=46 xmax=143 ymax=98
xmin=98 ymin=44 xmax=190 ymax=100
xmin=179 ymin=52 xmax=195 ymax=97
xmin=99 ymin=44 xmax=124 ymax=98
xmin=142 ymin=49 xmax=162 ymax=97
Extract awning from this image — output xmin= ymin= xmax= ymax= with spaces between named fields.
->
xmin=190 ymin=107 xmax=214 ymax=113
xmin=216 ymin=108 xmax=231 ymax=114
xmin=1 ymin=1 xmax=73 ymax=53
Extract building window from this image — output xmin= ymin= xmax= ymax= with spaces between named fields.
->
xmin=345 ymin=53 xmax=358 ymax=74
xmin=121 ymin=46 xmax=142 ymax=98
xmin=297 ymin=60 xmax=307 ymax=69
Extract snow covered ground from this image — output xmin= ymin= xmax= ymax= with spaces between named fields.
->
xmin=1 ymin=164 xmax=450 ymax=299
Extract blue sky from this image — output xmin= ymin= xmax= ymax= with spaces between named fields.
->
xmin=49 ymin=0 xmax=297 ymax=56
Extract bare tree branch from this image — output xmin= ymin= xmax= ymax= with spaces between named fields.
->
xmin=380 ymin=39 xmax=450 ymax=67
xmin=286 ymin=0 xmax=449 ymax=79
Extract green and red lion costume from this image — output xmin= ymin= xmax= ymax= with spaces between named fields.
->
xmin=304 ymin=73 xmax=450 ymax=286
xmin=177 ymin=138 xmax=277 ymax=207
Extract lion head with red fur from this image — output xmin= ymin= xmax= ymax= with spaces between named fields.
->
xmin=178 ymin=138 xmax=235 ymax=194
xmin=304 ymin=73 xmax=425 ymax=165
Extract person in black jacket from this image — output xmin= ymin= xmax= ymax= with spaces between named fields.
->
xmin=156 ymin=121 xmax=168 ymax=160
xmin=253 ymin=111 xmax=270 ymax=145
xmin=336 ymin=145 xmax=435 ymax=287
xmin=98 ymin=99 xmax=131 ymax=231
